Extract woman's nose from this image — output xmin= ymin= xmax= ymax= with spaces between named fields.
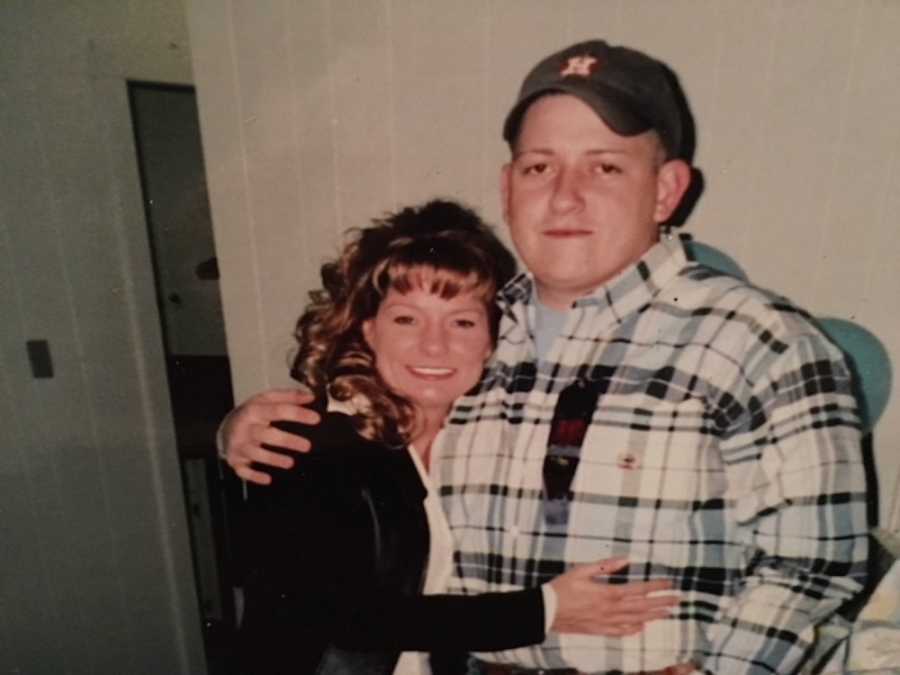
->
xmin=420 ymin=324 xmax=449 ymax=355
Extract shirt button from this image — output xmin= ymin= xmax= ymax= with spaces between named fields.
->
xmin=617 ymin=451 xmax=640 ymax=469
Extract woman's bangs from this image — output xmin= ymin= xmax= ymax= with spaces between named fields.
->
xmin=389 ymin=264 xmax=492 ymax=302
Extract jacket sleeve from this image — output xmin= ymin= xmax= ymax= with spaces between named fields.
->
xmin=244 ymin=474 xmax=546 ymax=654
xmin=332 ymin=587 xmax=546 ymax=652
xmin=700 ymin=334 xmax=869 ymax=675
xmin=243 ymin=417 xmax=548 ymax=655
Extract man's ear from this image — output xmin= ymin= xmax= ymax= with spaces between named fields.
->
xmin=654 ymin=159 xmax=692 ymax=224
xmin=499 ymin=162 xmax=513 ymax=224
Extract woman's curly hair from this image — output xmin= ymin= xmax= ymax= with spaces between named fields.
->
xmin=290 ymin=199 xmax=517 ymax=446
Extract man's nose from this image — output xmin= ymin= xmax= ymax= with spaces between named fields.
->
xmin=549 ymin=167 xmax=583 ymax=213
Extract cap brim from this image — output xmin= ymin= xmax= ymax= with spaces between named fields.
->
xmin=502 ymin=82 xmax=652 ymax=144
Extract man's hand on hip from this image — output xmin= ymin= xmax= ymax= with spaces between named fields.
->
xmin=549 ymin=559 xmax=680 ymax=637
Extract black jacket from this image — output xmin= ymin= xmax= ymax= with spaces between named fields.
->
xmin=237 ymin=411 xmax=545 ymax=675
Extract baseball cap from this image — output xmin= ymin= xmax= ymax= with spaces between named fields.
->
xmin=502 ymin=40 xmax=686 ymax=159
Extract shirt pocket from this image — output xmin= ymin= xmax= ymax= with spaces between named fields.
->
xmin=566 ymin=393 xmax=729 ymax=563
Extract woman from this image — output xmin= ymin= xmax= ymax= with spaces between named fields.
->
xmin=237 ymin=200 xmax=676 ymax=674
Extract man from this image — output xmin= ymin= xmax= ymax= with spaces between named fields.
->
xmin=222 ymin=41 xmax=869 ymax=674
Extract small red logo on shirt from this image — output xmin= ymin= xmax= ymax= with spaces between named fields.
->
xmin=550 ymin=418 xmax=589 ymax=447
xmin=561 ymin=55 xmax=598 ymax=78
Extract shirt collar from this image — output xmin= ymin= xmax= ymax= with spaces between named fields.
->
xmin=497 ymin=235 xmax=688 ymax=329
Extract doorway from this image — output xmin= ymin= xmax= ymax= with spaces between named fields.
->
xmin=127 ymin=81 xmax=241 ymax=673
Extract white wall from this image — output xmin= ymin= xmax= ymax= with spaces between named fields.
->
xmin=0 ymin=1 xmax=206 ymax=673
xmin=188 ymin=0 xmax=900 ymax=530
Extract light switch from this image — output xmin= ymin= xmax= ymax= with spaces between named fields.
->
xmin=26 ymin=340 xmax=54 ymax=378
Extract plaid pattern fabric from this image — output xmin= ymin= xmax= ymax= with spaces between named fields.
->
xmin=435 ymin=237 xmax=869 ymax=674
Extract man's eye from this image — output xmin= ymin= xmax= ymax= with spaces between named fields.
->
xmin=595 ymin=162 xmax=621 ymax=175
xmin=454 ymin=319 xmax=476 ymax=329
xmin=392 ymin=315 xmax=415 ymax=325
xmin=522 ymin=162 xmax=549 ymax=176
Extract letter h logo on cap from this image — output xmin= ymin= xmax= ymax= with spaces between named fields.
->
xmin=559 ymin=56 xmax=597 ymax=77
xmin=560 ymin=55 xmax=598 ymax=78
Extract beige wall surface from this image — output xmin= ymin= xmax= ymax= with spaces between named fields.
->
xmin=0 ymin=1 xmax=206 ymax=673
xmin=188 ymin=0 xmax=900 ymax=530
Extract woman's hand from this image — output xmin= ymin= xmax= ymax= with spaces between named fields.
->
xmin=549 ymin=558 xmax=679 ymax=637
xmin=220 ymin=388 xmax=320 ymax=484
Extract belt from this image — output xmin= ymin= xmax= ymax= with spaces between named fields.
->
xmin=476 ymin=664 xmax=689 ymax=675
xmin=476 ymin=664 xmax=580 ymax=675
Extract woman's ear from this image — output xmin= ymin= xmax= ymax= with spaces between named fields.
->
xmin=362 ymin=319 xmax=375 ymax=349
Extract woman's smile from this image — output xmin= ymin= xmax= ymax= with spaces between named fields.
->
xmin=407 ymin=365 xmax=457 ymax=379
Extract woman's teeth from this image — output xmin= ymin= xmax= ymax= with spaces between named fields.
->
xmin=410 ymin=367 xmax=454 ymax=376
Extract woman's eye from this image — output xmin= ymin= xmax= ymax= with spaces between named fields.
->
xmin=596 ymin=162 xmax=621 ymax=175
xmin=392 ymin=315 xmax=415 ymax=326
xmin=454 ymin=319 xmax=476 ymax=329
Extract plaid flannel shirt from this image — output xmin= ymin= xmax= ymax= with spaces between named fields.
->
xmin=435 ymin=237 xmax=869 ymax=674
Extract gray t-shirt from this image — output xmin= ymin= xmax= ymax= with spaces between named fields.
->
xmin=533 ymin=298 xmax=568 ymax=360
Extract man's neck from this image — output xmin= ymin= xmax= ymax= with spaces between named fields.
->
xmin=534 ymin=241 xmax=661 ymax=309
